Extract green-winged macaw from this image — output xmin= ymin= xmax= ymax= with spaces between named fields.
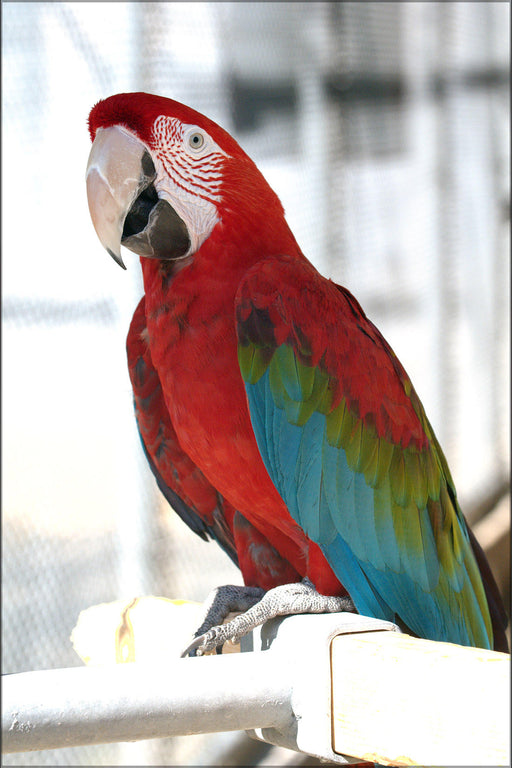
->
xmin=86 ymin=92 xmax=508 ymax=654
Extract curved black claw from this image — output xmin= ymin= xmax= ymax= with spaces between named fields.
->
xmin=181 ymin=630 xmax=217 ymax=658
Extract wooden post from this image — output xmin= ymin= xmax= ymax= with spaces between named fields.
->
xmin=331 ymin=631 xmax=510 ymax=766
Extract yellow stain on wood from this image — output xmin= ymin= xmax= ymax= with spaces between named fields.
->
xmin=331 ymin=631 xmax=510 ymax=766
xmin=115 ymin=597 xmax=139 ymax=663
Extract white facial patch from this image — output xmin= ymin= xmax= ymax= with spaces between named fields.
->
xmin=151 ymin=115 xmax=229 ymax=256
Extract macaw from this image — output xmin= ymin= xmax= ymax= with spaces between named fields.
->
xmin=86 ymin=92 xmax=508 ymax=654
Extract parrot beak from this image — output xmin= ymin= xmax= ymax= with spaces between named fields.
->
xmin=86 ymin=126 xmax=190 ymax=269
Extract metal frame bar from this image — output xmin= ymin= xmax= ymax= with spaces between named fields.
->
xmin=2 ymin=613 xmax=393 ymax=761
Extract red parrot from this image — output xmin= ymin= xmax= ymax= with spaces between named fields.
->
xmin=86 ymin=92 xmax=508 ymax=653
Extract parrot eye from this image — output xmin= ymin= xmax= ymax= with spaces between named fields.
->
xmin=188 ymin=131 xmax=205 ymax=151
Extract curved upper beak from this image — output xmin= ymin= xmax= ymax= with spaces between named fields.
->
xmin=86 ymin=126 xmax=151 ymax=269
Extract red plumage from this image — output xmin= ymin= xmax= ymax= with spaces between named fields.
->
xmin=137 ymin=249 xmax=343 ymax=595
xmin=127 ymin=291 xmax=304 ymax=591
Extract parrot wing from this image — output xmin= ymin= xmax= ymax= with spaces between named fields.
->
xmin=127 ymin=296 xmax=239 ymax=567
xmin=236 ymin=254 xmax=506 ymax=650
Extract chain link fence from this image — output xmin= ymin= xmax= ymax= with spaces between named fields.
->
xmin=2 ymin=3 xmax=509 ymax=765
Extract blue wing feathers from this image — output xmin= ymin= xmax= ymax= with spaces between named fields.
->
xmin=353 ymin=472 xmax=384 ymax=569
xmin=372 ymin=483 xmax=401 ymax=572
xmin=244 ymin=365 xmax=495 ymax=648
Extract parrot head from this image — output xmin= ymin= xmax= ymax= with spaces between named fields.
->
xmin=86 ymin=92 xmax=287 ymax=269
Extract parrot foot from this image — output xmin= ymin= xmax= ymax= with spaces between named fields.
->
xmin=181 ymin=578 xmax=354 ymax=657
xmin=181 ymin=584 xmax=265 ymax=657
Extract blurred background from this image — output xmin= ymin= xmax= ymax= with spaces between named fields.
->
xmin=2 ymin=2 xmax=510 ymax=765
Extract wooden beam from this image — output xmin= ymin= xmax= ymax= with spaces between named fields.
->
xmin=331 ymin=631 xmax=510 ymax=766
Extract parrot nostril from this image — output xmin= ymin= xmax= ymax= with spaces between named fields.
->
xmin=123 ymin=184 xmax=159 ymax=239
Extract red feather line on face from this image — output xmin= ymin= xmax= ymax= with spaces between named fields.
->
xmin=152 ymin=116 xmax=226 ymax=205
